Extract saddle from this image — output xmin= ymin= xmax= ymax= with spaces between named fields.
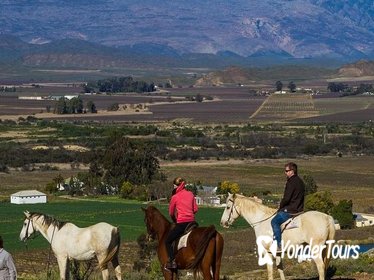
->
xmin=281 ymin=212 xmax=303 ymax=232
xmin=174 ymin=221 xmax=198 ymax=250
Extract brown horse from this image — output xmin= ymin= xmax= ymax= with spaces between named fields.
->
xmin=142 ymin=205 xmax=224 ymax=280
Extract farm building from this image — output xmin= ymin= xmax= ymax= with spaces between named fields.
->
xmin=194 ymin=185 xmax=221 ymax=206
xmin=354 ymin=212 xmax=374 ymax=227
xmin=11 ymin=190 xmax=47 ymax=204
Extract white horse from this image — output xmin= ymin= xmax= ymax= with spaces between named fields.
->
xmin=19 ymin=211 xmax=121 ymax=280
xmin=220 ymin=193 xmax=335 ymax=280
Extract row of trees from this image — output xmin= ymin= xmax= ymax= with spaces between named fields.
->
xmin=54 ymin=97 xmax=97 ymax=114
xmin=0 ymin=86 xmax=16 ymax=92
xmin=327 ymin=82 xmax=373 ymax=95
xmin=275 ymin=81 xmax=296 ymax=92
xmin=83 ymin=76 xmax=156 ymax=93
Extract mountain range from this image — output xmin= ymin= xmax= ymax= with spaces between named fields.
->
xmin=1 ymin=0 xmax=374 ymax=64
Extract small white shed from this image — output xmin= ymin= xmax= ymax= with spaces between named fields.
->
xmin=11 ymin=190 xmax=47 ymax=204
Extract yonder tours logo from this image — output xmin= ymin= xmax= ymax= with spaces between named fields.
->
xmin=256 ymin=235 xmax=360 ymax=266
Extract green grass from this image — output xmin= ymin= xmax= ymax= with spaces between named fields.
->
xmin=0 ymin=198 xmax=247 ymax=252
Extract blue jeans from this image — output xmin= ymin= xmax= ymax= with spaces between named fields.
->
xmin=271 ymin=211 xmax=291 ymax=247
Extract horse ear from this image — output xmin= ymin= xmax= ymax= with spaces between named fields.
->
xmin=24 ymin=211 xmax=30 ymax=218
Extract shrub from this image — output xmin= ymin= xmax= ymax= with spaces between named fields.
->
xmin=305 ymin=191 xmax=334 ymax=214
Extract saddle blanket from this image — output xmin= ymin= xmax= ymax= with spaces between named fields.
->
xmin=281 ymin=218 xmax=299 ymax=231
xmin=177 ymin=231 xmax=192 ymax=250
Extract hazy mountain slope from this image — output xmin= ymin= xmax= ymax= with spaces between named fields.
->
xmin=1 ymin=0 xmax=373 ymax=60
xmin=338 ymin=60 xmax=374 ymax=77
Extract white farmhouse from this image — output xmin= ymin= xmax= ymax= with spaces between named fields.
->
xmin=354 ymin=212 xmax=374 ymax=227
xmin=11 ymin=190 xmax=47 ymax=204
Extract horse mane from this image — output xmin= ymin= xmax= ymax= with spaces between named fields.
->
xmin=235 ymin=194 xmax=276 ymax=216
xmin=145 ymin=205 xmax=172 ymax=235
xmin=29 ymin=212 xmax=67 ymax=230
xmin=148 ymin=205 xmax=171 ymax=223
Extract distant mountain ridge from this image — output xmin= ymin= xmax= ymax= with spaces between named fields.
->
xmin=0 ymin=35 xmax=343 ymax=69
xmin=1 ymin=0 xmax=374 ymax=61
xmin=1 ymin=34 xmax=373 ymax=82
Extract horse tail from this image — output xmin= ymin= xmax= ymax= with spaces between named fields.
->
xmin=99 ymin=227 xmax=121 ymax=271
xmin=212 ymin=231 xmax=224 ymax=280
xmin=323 ymin=215 xmax=336 ymax=273
xmin=187 ymin=225 xmax=217 ymax=272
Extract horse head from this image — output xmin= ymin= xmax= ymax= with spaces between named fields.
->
xmin=19 ymin=211 xmax=38 ymax=241
xmin=142 ymin=206 xmax=158 ymax=241
xmin=220 ymin=193 xmax=241 ymax=228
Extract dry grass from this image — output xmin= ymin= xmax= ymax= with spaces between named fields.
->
xmin=161 ymin=156 xmax=374 ymax=212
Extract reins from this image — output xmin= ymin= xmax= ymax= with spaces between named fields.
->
xmin=250 ymin=211 xmax=276 ymax=227
xmin=227 ymin=197 xmax=276 ymax=228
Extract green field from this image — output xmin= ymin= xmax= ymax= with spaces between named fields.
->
xmin=0 ymin=197 xmax=247 ymax=252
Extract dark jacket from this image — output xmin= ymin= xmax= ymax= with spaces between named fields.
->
xmin=279 ymin=174 xmax=305 ymax=214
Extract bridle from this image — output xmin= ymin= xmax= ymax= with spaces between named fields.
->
xmin=225 ymin=198 xmax=241 ymax=226
xmin=226 ymin=196 xmax=276 ymax=228
xmin=24 ymin=218 xmax=40 ymax=241
xmin=23 ymin=215 xmax=57 ymax=280
xmin=144 ymin=215 xmax=156 ymax=240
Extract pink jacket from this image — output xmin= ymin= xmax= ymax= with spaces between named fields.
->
xmin=169 ymin=183 xmax=198 ymax=223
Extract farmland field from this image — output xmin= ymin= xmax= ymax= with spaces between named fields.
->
xmin=1 ymin=86 xmax=373 ymax=123
xmin=0 ymin=87 xmax=266 ymax=123
xmin=250 ymin=93 xmax=374 ymax=122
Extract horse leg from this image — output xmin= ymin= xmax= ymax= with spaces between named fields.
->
xmin=314 ymin=256 xmax=326 ymax=280
xmin=56 ymin=256 xmax=69 ymax=280
xmin=199 ymin=254 xmax=213 ymax=280
xmin=162 ymin=269 xmax=174 ymax=280
xmin=275 ymin=256 xmax=285 ymax=280
xmin=97 ymin=253 xmax=110 ymax=280
xmin=266 ymin=262 xmax=274 ymax=280
xmin=100 ymin=269 xmax=109 ymax=280
xmin=111 ymin=254 xmax=122 ymax=280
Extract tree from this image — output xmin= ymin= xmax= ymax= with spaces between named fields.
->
xmin=195 ymin=94 xmax=204 ymax=102
xmin=331 ymin=200 xmax=354 ymax=229
xmin=86 ymin=100 xmax=97 ymax=113
xmin=355 ymin=83 xmax=373 ymax=95
xmin=288 ymin=81 xmax=296 ymax=92
xmin=54 ymin=97 xmax=67 ymax=114
xmin=101 ymin=137 xmax=161 ymax=192
xmin=185 ymin=183 xmax=198 ymax=196
xmin=216 ymin=181 xmax=240 ymax=195
xmin=303 ymin=173 xmax=318 ymax=195
xmin=53 ymin=174 xmax=65 ymax=187
xmin=120 ymin=181 xmax=135 ymax=198
xmin=275 ymin=81 xmax=283 ymax=91
xmin=67 ymin=97 xmax=84 ymax=114
xmin=304 ymin=191 xmax=334 ymax=214
xmin=327 ymin=82 xmax=348 ymax=93
xmin=45 ymin=181 xmax=58 ymax=194
xmin=82 ymin=82 xmax=95 ymax=93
